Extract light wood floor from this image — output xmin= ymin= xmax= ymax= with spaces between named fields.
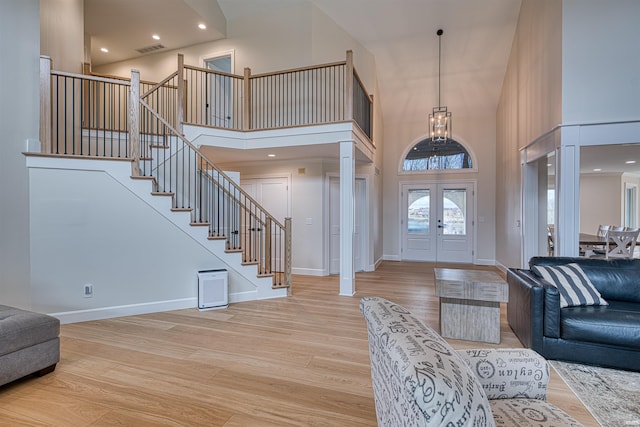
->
xmin=0 ymin=262 xmax=597 ymax=426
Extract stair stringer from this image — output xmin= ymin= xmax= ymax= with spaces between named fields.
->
xmin=28 ymin=155 xmax=286 ymax=303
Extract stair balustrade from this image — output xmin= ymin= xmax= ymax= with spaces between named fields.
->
xmin=39 ymin=50 xmax=374 ymax=292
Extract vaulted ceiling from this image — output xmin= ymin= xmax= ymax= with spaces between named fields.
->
xmin=83 ymin=0 xmax=640 ymax=172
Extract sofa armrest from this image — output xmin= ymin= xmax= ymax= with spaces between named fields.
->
xmin=506 ymin=269 xmax=545 ymax=350
xmin=541 ymin=281 xmax=561 ymax=338
xmin=457 ymin=348 xmax=550 ymax=400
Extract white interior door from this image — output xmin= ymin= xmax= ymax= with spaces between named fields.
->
xmin=329 ymin=176 xmax=366 ymax=274
xmin=401 ymin=182 xmax=474 ymax=262
xmin=205 ymin=55 xmax=232 ymax=128
xmin=241 ymin=176 xmax=289 ymax=270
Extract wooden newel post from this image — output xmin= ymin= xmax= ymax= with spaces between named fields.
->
xmin=39 ymin=56 xmax=52 ymax=154
xmin=243 ymin=67 xmax=251 ymax=130
xmin=284 ymin=217 xmax=292 ymax=295
xmin=129 ymin=69 xmax=141 ymax=177
xmin=345 ymin=50 xmax=354 ymax=122
xmin=264 ymin=216 xmax=272 ymax=274
xmin=177 ymin=54 xmax=185 ymax=134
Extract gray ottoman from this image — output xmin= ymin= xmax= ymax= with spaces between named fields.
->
xmin=0 ymin=305 xmax=60 ymax=387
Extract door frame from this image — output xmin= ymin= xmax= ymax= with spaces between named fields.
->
xmin=240 ymin=173 xmax=292 ymax=221
xmin=399 ymin=179 xmax=477 ymax=263
xmin=200 ymin=49 xmax=235 ymax=128
xmin=325 ymin=173 xmax=370 ymax=275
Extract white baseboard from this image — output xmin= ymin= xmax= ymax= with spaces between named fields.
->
xmin=382 ymin=254 xmax=401 ymax=261
xmin=291 ymin=267 xmax=326 ymax=276
xmin=51 ymin=298 xmax=197 ymax=324
xmin=229 ymin=288 xmax=287 ymax=303
xmin=474 ymin=258 xmax=496 ymax=266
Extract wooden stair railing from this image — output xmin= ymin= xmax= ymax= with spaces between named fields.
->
xmin=136 ymin=93 xmax=292 ymax=290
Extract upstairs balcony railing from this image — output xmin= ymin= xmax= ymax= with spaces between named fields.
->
xmin=180 ymin=50 xmax=372 ymax=139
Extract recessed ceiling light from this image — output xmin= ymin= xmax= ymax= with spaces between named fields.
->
xmin=100 ymin=47 xmax=109 ymax=53
xmin=152 ymin=34 xmax=160 ymax=40
xmin=593 ymin=168 xmax=602 ymax=172
xmin=267 ymin=154 xmax=276 ymax=158
xmin=198 ymin=23 xmax=207 ymax=30
xmin=626 ymin=160 xmax=637 ymax=164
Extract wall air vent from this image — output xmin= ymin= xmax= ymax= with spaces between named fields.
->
xmin=136 ymin=44 xmax=166 ymax=54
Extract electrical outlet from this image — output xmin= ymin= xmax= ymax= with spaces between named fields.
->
xmin=83 ymin=284 xmax=93 ymax=298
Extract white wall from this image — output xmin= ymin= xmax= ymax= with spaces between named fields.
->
xmin=40 ymin=0 xmax=84 ymax=73
xmin=29 ymin=167 xmax=255 ymax=315
xmin=0 ymin=0 xmax=40 ymax=309
xmin=562 ymin=0 xmax=640 ymax=123
xmin=579 ymin=173 xmax=623 ymax=234
xmin=496 ymin=0 xmax=563 ymax=268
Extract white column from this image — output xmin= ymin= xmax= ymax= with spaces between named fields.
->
xmin=556 ymin=126 xmax=580 ymax=256
xmin=339 ymin=140 xmax=356 ymax=296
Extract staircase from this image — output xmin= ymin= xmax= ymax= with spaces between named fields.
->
xmin=37 ymin=51 xmax=374 ymax=301
xmin=38 ymin=56 xmax=292 ymax=299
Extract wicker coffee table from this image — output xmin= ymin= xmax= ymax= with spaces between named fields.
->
xmin=434 ymin=268 xmax=508 ymax=344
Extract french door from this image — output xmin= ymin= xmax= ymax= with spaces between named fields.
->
xmin=401 ymin=182 xmax=474 ymax=263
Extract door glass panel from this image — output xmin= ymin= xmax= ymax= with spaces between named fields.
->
xmin=408 ymin=189 xmax=430 ymax=234
xmin=442 ymin=189 xmax=466 ymax=235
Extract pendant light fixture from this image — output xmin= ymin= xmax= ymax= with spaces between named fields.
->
xmin=429 ymin=29 xmax=451 ymax=142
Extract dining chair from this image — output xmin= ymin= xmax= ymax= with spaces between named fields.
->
xmin=589 ymin=224 xmax=611 ymax=256
xmin=609 ymin=225 xmax=625 ymax=232
xmin=546 ymin=225 xmax=554 ymax=256
xmin=603 ymin=230 xmax=640 ymax=259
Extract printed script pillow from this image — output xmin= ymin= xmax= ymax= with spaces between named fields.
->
xmin=532 ymin=263 xmax=608 ymax=308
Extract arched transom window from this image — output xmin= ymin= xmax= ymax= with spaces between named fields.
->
xmin=403 ymin=138 xmax=473 ymax=171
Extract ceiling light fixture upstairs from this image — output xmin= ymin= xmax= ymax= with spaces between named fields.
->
xmin=152 ymin=34 xmax=160 ymax=40
xmin=626 ymin=160 xmax=636 ymax=164
xmin=429 ymin=29 xmax=451 ymax=143
xmin=198 ymin=23 xmax=207 ymax=30
xmin=267 ymin=154 xmax=276 ymax=158
xmin=593 ymin=168 xmax=602 ymax=172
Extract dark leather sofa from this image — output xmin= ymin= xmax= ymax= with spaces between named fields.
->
xmin=507 ymin=256 xmax=640 ymax=371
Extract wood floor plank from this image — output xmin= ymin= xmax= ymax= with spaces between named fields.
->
xmin=0 ymin=261 xmax=597 ymax=426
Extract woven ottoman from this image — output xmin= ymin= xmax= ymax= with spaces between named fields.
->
xmin=0 ymin=305 xmax=60 ymax=387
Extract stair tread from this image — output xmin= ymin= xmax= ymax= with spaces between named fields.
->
xmin=190 ymin=222 xmax=210 ymax=226
xmin=151 ymin=191 xmax=174 ymax=196
xmin=207 ymin=235 xmax=227 ymax=240
xmin=171 ymin=208 xmax=192 ymax=212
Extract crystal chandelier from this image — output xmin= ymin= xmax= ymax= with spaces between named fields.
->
xmin=429 ymin=29 xmax=451 ymax=142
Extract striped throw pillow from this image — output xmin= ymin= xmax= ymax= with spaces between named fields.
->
xmin=532 ymin=263 xmax=608 ymax=308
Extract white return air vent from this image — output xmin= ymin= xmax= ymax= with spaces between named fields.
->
xmin=197 ymin=269 xmax=228 ymax=310
xmin=136 ymin=44 xmax=165 ymax=54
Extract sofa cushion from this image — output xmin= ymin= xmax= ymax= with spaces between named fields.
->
xmin=360 ymin=297 xmax=494 ymax=426
xmin=531 ymin=264 xmax=608 ymax=308
xmin=490 ymin=399 xmax=583 ymax=426
xmin=560 ymin=300 xmax=640 ymax=350
xmin=0 ymin=305 xmax=60 ymax=357
xmin=529 ymin=257 xmax=640 ymax=303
